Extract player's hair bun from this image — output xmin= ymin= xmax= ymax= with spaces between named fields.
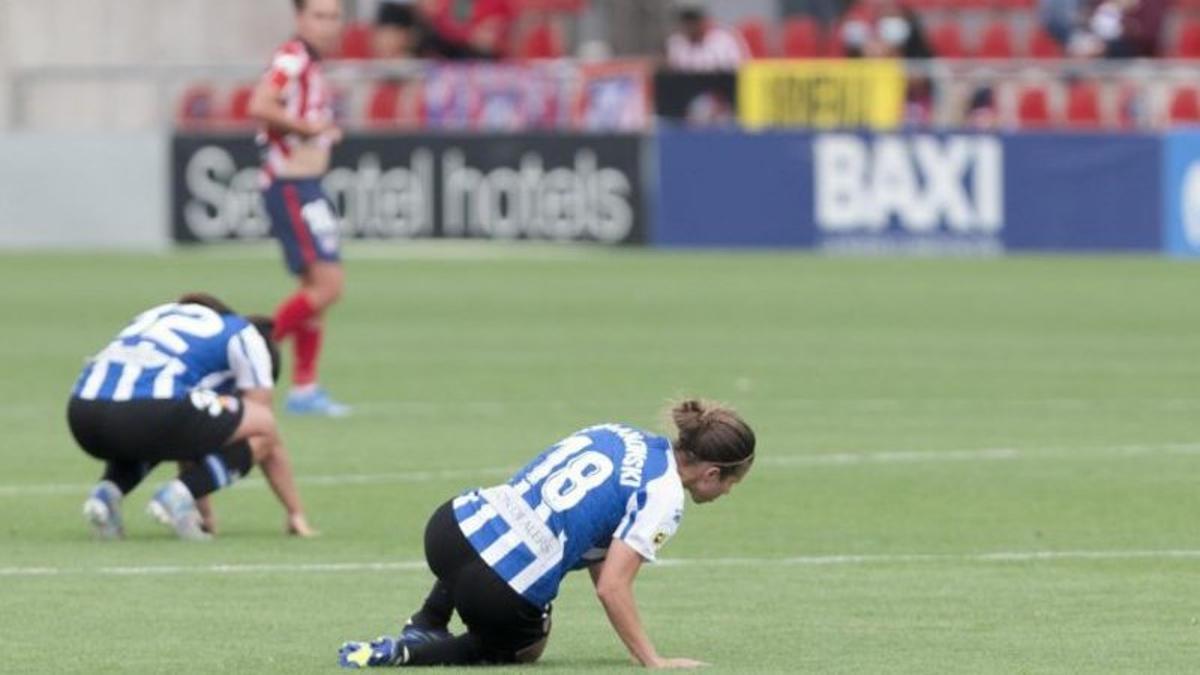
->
xmin=671 ymin=398 xmax=709 ymax=442
xmin=670 ymin=399 xmax=756 ymax=477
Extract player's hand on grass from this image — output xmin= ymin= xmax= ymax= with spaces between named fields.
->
xmin=199 ymin=510 xmax=218 ymax=536
xmin=286 ymin=512 xmax=318 ymax=537
xmin=650 ymin=657 xmax=709 ymax=669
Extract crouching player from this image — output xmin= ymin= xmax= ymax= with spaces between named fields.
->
xmin=338 ymin=400 xmax=755 ymax=669
xmin=67 ymin=293 xmax=316 ymax=540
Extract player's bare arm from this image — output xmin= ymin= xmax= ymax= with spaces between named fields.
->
xmin=233 ymin=387 xmax=317 ymax=537
xmin=248 ymin=79 xmax=339 ymax=140
xmin=593 ymin=541 xmax=707 ymax=669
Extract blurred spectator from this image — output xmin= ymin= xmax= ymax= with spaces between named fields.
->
xmin=1039 ymin=0 xmax=1081 ymax=46
xmin=965 ymin=86 xmax=998 ymax=130
xmin=375 ymin=0 xmax=419 ymax=58
xmin=666 ymin=5 xmax=748 ymax=72
xmin=417 ymin=0 xmax=517 ymax=58
xmin=1090 ymin=0 xmax=1166 ymax=57
xmin=1064 ymin=0 xmax=1166 ymax=58
xmin=780 ymin=0 xmax=856 ymax=27
xmin=840 ymin=0 xmax=934 ymax=125
xmin=840 ymin=0 xmax=933 ymax=59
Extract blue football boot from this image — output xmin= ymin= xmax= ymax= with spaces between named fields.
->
xmin=285 ymin=387 xmax=351 ymax=417
xmin=338 ymin=636 xmax=404 ymax=669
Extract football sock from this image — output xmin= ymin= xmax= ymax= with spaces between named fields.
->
xmin=403 ymin=633 xmax=485 ymax=666
xmin=292 ymin=320 xmax=322 ymax=387
xmin=412 ymin=580 xmax=454 ymax=629
xmin=178 ymin=441 xmax=253 ymax=500
xmin=272 ymin=291 xmax=317 ymax=341
xmin=102 ymin=461 xmax=155 ymax=495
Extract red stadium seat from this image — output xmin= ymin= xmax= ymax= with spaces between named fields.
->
xmin=930 ymin=22 xmax=966 ymax=59
xmin=339 ymin=21 xmax=374 ymax=60
xmin=1017 ymin=86 xmax=1052 ymax=128
xmin=366 ymin=82 xmax=403 ymax=126
xmin=781 ymin=17 xmax=821 ymax=58
xmin=366 ymin=81 xmax=422 ymax=128
xmin=1030 ymin=27 xmax=1064 ymax=59
xmin=1169 ymin=87 xmax=1200 ymax=125
xmin=1173 ymin=20 xmax=1200 ymax=58
xmin=226 ymin=85 xmax=255 ymax=123
xmin=976 ymin=20 xmax=1014 ymax=59
xmin=737 ymin=19 xmax=772 ymax=59
xmin=177 ymin=85 xmax=216 ymax=127
xmin=517 ymin=19 xmax=564 ymax=58
xmin=1065 ymin=81 xmax=1102 ymax=127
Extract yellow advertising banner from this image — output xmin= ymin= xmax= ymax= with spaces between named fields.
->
xmin=738 ymin=60 xmax=906 ymax=130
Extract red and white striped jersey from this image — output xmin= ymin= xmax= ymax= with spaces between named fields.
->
xmin=257 ymin=38 xmax=335 ymax=183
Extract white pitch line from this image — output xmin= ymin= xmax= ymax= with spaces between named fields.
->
xmin=6 ymin=443 xmax=1200 ymax=498
xmin=762 ymin=448 xmax=1021 ymax=466
xmin=0 ymin=467 xmax=517 ymax=498
xmin=2 ymin=549 xmax=1199 ymax=578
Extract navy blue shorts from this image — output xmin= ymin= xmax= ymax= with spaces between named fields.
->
xmin=262 ymin=178 xmax=341 ymax=275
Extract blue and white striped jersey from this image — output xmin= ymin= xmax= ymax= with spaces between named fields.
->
xmin=453 ymin=424 xmax=685 ymax=607
xmin=70 ymin=303 xmax=274 ymax=402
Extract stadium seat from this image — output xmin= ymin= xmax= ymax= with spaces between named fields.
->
xmin=517 ymin=19 xmax=565 ymax=58
xmin=339 ymin=21 xmax=374 ymax=60
xmin=177 ymin=85 xmax=216 ymax=127
xmin=226 ymin=85 xmax=255 ymax=124
xmin=1017 ymin=86 xmax=1053 ymax=128
xmin=365 ymin=81 xmax=422 ymax=128
xmin=737 ymin=18 xmax=771 ymax=59
xmin=930 ymin=22 xmax=966 ymax=59
xmin=976 ymin=20 xmax=1014 ymax=59
xmin=366 ymin=82 xmax=404 ymax=126
xmin=1169 ymin=87 xmax=1200 ymax=125
xmin=1030 ymin=27 xmax=1064 ymax=59
xmin=1172 ymin=20 xmax=1200 ymax=58
xmin=781 ymin=17 xmax=821 ymax=58
xmin=1065 ymin=81 xmax=1102 ymax=127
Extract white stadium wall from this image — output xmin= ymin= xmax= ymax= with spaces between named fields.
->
xmin=0 ymin=0 xmax=295 ymax=248
xmin=0 ymin=133 xmax=168 ymax=249
xmin=1 ymin=0 xmax=293 ymax=132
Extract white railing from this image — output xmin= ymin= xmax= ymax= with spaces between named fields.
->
xmin=9 ymin=58 xmax=1200 ymax=132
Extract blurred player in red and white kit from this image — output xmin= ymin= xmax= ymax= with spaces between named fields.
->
xmin=249 ymin=0 xmax=350 ymax=417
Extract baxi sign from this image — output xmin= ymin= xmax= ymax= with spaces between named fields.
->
xmin=655 ymin=128 xmax=1161 ymax=252
xmin=813 ymin=133 xmax=1004 ymax=253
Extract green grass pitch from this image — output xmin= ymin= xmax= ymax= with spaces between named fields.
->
xmin=2 ymin=244 xmax=1200 ymax=673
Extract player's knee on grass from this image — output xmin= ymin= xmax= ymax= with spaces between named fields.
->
xmin=513 ymin=635 xmax=549 ymax=664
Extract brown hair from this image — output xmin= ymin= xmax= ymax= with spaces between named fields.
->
xmin=293 ymin=0 xmax=306 ymax=11
xmin=178 ymin=292 xmax=235 ymax=315
xmin=246 ymin=315 xmax=282 ymax=384
xmin=670 ymin=399 xmax=756 ymax=478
